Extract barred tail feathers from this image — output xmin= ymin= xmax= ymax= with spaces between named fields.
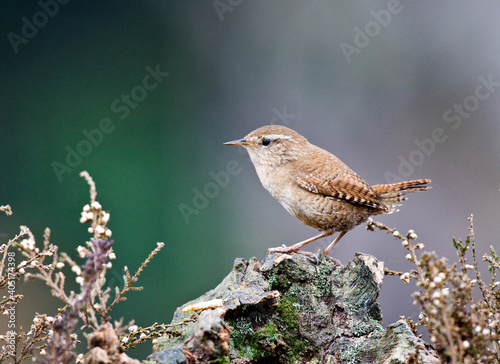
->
xmin=371 ymin=179 xmax=431 ymax=214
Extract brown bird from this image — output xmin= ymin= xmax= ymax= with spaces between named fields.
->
xmin=224 ymin=125 xmax=430 ymax=257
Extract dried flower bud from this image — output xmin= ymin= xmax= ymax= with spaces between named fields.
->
xmin=77 ymin=246 xmax=89 ymax=258
xmin=400 ymin=272 xmax=410 ymax=284
xmin=91 ymin=201 xmax=102 ymax=210
xmin=72 ymin=265 xmax=82 ymax=276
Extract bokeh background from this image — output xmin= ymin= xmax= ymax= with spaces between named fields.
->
xmin=1 ymin=1 xmax=500 ymax=360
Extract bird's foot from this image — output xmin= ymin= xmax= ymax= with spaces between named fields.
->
xmin=327 ymin=255 xmax=342 ymax=266
xmin=266 ymin=245 xmax=319 ymax=263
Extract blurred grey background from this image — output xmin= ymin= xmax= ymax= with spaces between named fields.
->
xmin=1 ymin=0 xmax=500 ymax=359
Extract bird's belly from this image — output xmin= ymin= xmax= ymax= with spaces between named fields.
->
xmin=260 ymin=171 xmax=373 ymax=232
xmin=275 ymin=189 xmax=372 ymax=232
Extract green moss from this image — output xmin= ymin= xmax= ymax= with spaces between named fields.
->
xmin=227 ymin=294 xmax=314 ymax=363
xmin=266 ymin=269 xmax=292 ymax=291
xmin=262 ymin=321 xmax=284 ymax=347
xmin=275 ymin=294 xmax=314 ymax=361
xmin=340 ymin=340 xmax=363 ymax=364
xmin=209 ymin=357 xmax=231 ymax=364
xmin=228 ymin=317 xmax=254 ymax=358
xmin=276 ymin=294 xmax=300 ymax=330
xmin=228 ymin=318 xmax=283 ymax=361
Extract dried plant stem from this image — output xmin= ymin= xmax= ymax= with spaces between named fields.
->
xmin=367 ymin=216 xmax=500 ymax=363
xmin=104 ymin=242 xmax=165 ymax=320
xmin=79 ymin=171 xmax=97 ymax=203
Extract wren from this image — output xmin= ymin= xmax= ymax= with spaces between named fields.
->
xmin=224 ymin=125 xmax=430 ymax=257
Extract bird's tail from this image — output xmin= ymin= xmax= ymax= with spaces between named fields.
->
xmin=371 ymin=179 xmax=431 ymax=213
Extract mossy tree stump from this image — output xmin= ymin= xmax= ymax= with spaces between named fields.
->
xmin=149 ymin=252 xmax=438 ymax=363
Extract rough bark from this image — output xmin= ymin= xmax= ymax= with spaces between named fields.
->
xmin=148 ymin=252 xmax=438 ymax=363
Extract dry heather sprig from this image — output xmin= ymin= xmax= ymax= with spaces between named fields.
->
xmin=105 ymin=242 xmax=165 ymax=320
xmin=0 ymin=225 xmax=53 ymax=363
xmin=79 ymin=171 xmax=112 ymax=240
xmin=119 ymin=316 xmax=198 ymax=351
xmin=0 ymin=171 xmax=168 ymax=363
xmin=367 ymin=215 xmax=500 ymax=363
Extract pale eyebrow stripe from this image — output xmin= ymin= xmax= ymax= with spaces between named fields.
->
xmin=266 ymin=134 xmax=292 ymax=140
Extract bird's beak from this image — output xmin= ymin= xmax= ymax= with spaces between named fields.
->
xmin=223 ymin=138 xmax=256 ymax=148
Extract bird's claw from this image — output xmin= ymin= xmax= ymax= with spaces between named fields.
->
xmin=324 ymin=253 xmax=342 ymax=266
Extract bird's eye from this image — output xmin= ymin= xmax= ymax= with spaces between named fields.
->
xmin=262 ymin=138 xmax=271 ymax=146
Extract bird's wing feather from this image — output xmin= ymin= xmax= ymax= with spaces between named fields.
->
xmin=293 ymin=147 xmax=387 ymax=211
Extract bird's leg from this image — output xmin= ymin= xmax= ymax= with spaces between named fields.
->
xmin=266 ymin=231 xmax=329 ymax=258
xmin=324 ymin=231 xmax=347 ymax=255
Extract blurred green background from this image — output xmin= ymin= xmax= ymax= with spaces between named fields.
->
xmin=1 ymin=1 xmax=500 ymax=360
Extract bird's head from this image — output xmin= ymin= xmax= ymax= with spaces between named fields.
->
xmin=224 ymin=125 xmax=309 ymax=167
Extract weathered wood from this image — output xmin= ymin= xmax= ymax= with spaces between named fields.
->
xmin=149 ymin=252 xmax=438 ymax=364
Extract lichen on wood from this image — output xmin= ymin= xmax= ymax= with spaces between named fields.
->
xmin=149 ymin=252 xmax=438 ymax=363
